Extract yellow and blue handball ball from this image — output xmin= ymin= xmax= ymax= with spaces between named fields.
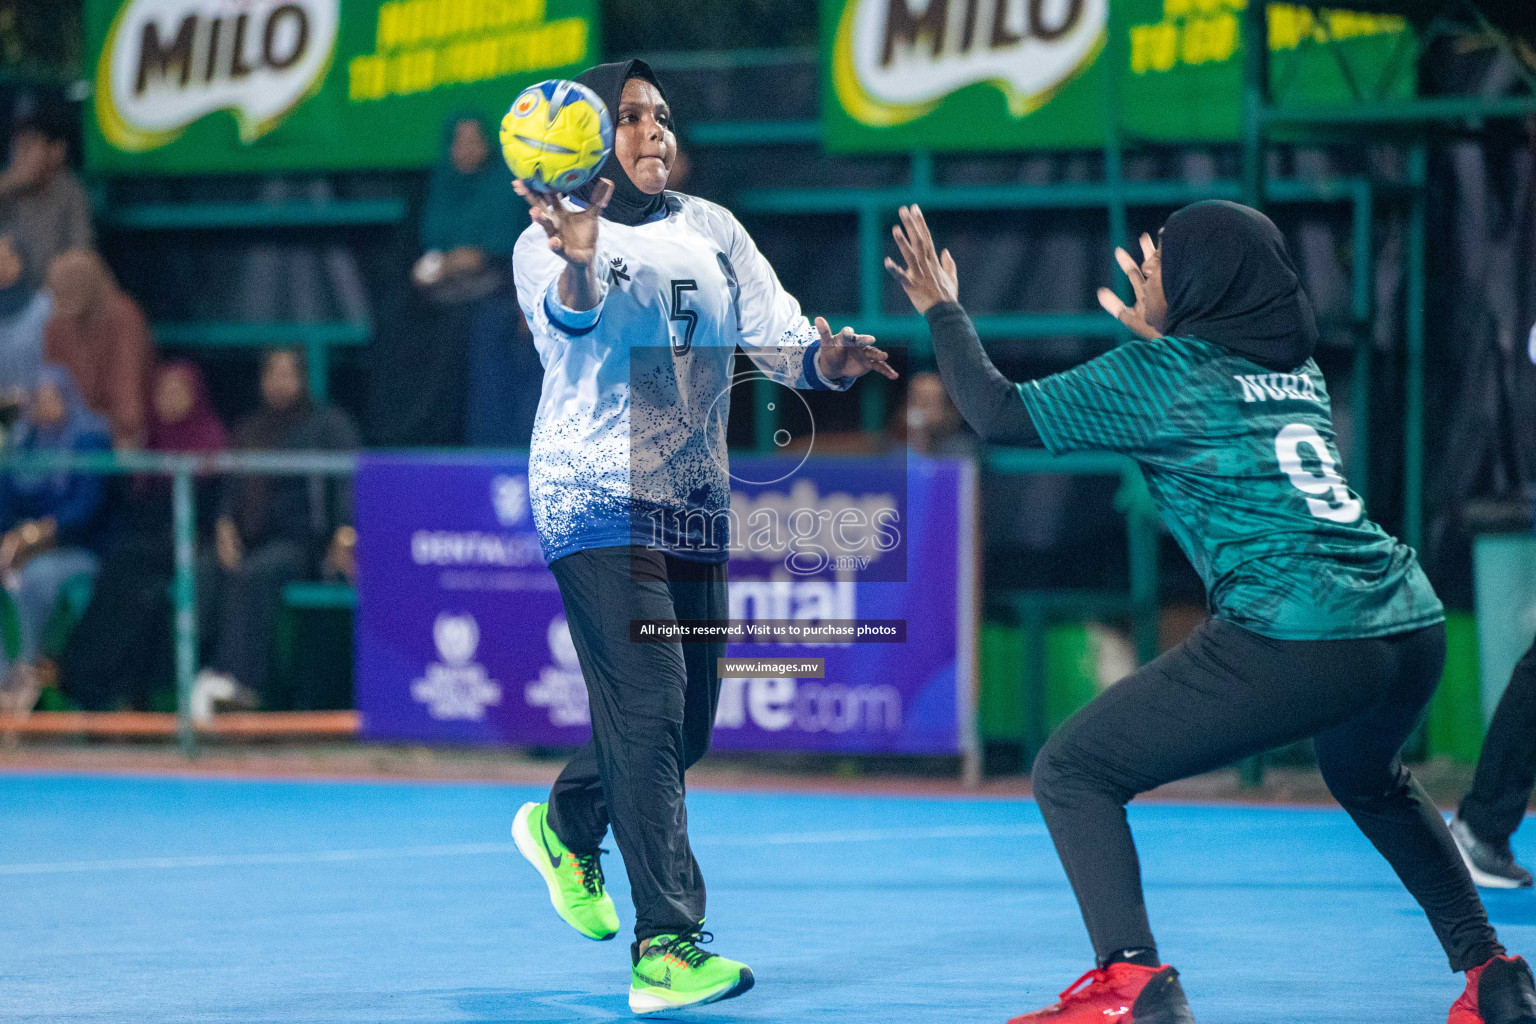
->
xmin=500 ymin=79 xmax=613 ymax=195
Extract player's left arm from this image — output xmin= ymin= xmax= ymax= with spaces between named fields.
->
xmin=718 ymin=207 xmax=897 ymax=389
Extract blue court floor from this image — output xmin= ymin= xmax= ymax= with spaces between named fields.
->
xmin=3 ymin=772 xmax=1534 ymax=1023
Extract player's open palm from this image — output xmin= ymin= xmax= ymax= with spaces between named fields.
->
xmin=885 ymin=204 xmax=958 ymax=314
xmin=1098 ymin=233 xmax=1167 ymax=340
xmin=514 ymin=177 xmax=614 ymax=267
xmin=814 ymin=317 xmax=899 ymax=381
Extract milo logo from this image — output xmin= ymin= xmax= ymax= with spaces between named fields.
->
xmin=833 ymin=0 xmax=1107 ymax=126
xmin=96 ymin=0 xmax=339 ymax=151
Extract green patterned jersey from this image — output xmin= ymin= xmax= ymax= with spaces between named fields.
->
xmin=1015 ymin=334 xmax=1443 ymax=641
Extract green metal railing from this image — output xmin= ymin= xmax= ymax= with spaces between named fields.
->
xmin=687 ymin=24 xmax=1533 ymax=560
xmin=98 ymin=197 xmax=402 ymax=404
xmin=101 ymin=198 xmax=409 ymax=231
xmin=1261 ymin=94 xmax=1536 ymax=128
xmin=154 ymin=321 xmax=372 ymax=401
xmin=1230 ymin=0 xmax=1536 ymax=781
xmin=0 ymin=450 xmax=357 ymax=755
xmin=695 ymin=117 xmax=1387 ymax=504
xmin=638 ymin=45 xmax=818 ymax=72
xmin=985 ymin=449 xmax=1161 ymax=662
xmin=985 ymin=449 xmax=1160 ymax=759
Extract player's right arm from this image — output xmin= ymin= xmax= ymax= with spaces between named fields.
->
xmin=886 ymin=204 xmax=1040 ymax=446
xmin=513 ymin=177 xmax=614 ymax=312
xmin=513 ymin=180 xmax=617 ymax=342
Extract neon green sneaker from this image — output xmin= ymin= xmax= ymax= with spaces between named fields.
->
xmin=511 ymin=801 xmax=620 ymax=941
xmin=628 ymin=932 xmax=754 ymax=1014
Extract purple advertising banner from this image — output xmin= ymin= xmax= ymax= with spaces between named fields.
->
xmin=355 ymin=453 xmax=976 ymax=756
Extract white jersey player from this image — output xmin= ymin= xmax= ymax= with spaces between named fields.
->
xmin=506 ymin=59 xmax=894 ymax=1015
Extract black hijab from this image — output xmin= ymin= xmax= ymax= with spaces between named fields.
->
xmin=573 ymin=59 xmax=670 ymax=227
xmin=1160 ymin=200 xmax=1319 ymax=372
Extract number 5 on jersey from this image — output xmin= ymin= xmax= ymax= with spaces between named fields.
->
xmin=669 ymin=279 xmax=698 ymax=355
xmin=1275 ymin=423 xmax=1362 ymax=523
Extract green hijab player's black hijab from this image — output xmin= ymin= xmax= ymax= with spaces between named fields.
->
xmin=1160 ymin=200 xmax=1319 ymax=373
xmin=572 ymin=59 xmax=670 ymax=227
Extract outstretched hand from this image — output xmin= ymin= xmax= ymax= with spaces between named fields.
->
xmin=1097 ymin=233 xmax=1166 ymax=341
xmin=814 ymin=316 xmax=899 ymax=381
xmin=885 ymin=204 xmax=958 ymax=315
xmin=514 ymin=177 xmax=614 ymax=267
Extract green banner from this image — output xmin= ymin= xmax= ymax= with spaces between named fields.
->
xmin=85 ymin=0 xmax=600 ymax=174
xmin=823 ymin=0 xmax=1415 ymax=152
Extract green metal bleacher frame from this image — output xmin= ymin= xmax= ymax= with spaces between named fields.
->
xmin=673 ymin=55 xmax=1391 ymax=772
xmin=97 ymin=196 xmax=407 ymax=400
xmin=986 ymin=450 xmax=1161 ymax=761
xmin=665 ymin=5 xmax=1536 ymax=779
xmin=1235 ymin=0 xmax=1536 ymax=557
xmin=273 ymin=580 xmax=358 ymax=711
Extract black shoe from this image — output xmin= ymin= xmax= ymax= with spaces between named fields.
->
xmin=1451 ymin=955 xmax=1536 ymax=1024
xmin=1452 ymin=816 xmax=1535 ymax=890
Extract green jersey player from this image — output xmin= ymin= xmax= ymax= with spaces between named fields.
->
xmin=886 ymin=201 xmax=1534 ymax=1024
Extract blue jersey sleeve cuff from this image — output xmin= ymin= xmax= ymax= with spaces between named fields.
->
xmin=543 ymin=275 xmax=605 ymax=336
xmin=803 ymin=339 xmax=853 ymax=391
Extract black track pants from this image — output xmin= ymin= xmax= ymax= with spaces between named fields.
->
xmin=1032 ymin=616 xmax=1503 ymax=973
xmin=1460 ymin=635 xmax=1536 ymax=846
xmin=544 ymin=545 xmax=726 ymax=942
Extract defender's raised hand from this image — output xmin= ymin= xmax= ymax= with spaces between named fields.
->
xmin=1097 ymin=232 xmax=1167 ymax=341
xmin=885 ymin=204 xmax=958 ymax=315
xmin=514 ymin=177 xmax=614 ymax=267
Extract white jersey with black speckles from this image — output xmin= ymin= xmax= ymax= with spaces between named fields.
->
xmin=513 ymin=192 xmax=854 ymax=565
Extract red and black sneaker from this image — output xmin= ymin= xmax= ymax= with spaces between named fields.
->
xmin=1450 ymin=955 xmax=1536 ymax=1024
xmin=1007 ymin=962 xmax=1196 ymax=1023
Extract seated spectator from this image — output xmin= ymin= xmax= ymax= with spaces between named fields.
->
xmin=60 ymin=361 xmax=227 ymax=711
xmin=0 ymin=102 xmax=91 ymax=292
xmin=0 ymin=234 xmax=49 ymax=409
xmin=193 ymin=348 xmax=358 ymax=714
xmin=44 ymin=248 xmax=153 ymax=449
xmin=0 ymin=365 xmax=110 ymax=716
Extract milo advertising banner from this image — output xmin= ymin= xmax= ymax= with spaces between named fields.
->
xmin=85 ymin=0 xmax=599 ymax=173
xmin=825 ymin=0 xmax=1416 ymax=151
xmin=353 ymin=453 xmax=977 ymax=757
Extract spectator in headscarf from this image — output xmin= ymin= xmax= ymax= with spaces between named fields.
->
xmin=368 ymin=114 xmax=523 ymax=445
xmin=145 ymin=360 xmax=228 ymax=456
xmin=0 ymin=234 xmax=49 ymax=407
xmin=0 ymin=104 xmax=92 ymax=293
xmin=44 ymin=249 xmax=153 ymax=449
xmin=416 ymin=114 xmax=519 ymax=294
xmin=194 ymin=348 xmax=358 ymax=712
xmin=902 ymin=371 xmax=976 ymax=458
xmin=60 ymin=361 xmax=227 ymax=711
xmin=0 ymin=365 xmax=110 ymax=715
